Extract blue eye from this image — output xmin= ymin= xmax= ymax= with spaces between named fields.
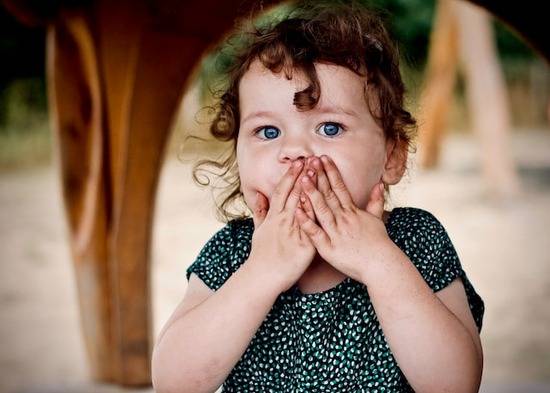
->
xmin=254 ymin=123 xmax=344 ymax=140
xmin=255 ymin=126 xmax=280 ymax=139
xmin=318 ymin=122 xmax=344 ymax=137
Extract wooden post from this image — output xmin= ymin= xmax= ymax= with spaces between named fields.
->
xmin=453 ymin=0 xmax=521 ymax=198
xmin=417 ymin=0 xmax=459 ymax=169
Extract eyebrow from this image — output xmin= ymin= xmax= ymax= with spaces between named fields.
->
xmin=240 ymin=105 xmax=358 ymax=125
xmin=315 ymin=104 xmax=359 ymax=118
xmin=240 ymin=110 xmax=277 ymax=125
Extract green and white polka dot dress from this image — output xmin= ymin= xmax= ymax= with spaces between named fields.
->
xmin=186 ymin=207 xmax=485 ymax=392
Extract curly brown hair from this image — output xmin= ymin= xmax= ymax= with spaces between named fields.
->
xmin=187 ymin=0 xmax=417 ymax=223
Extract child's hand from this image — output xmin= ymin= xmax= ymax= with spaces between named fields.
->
xmin=249 ymin=160 xmax=316 ymax=292
xmin=295 ymin=155 xmax=391 ymax=283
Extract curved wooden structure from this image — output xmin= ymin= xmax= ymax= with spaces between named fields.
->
xmin=4 ymin=0 xmax=278 ymax=386
xmin=2 ymin=0 xmax=548 ymax=387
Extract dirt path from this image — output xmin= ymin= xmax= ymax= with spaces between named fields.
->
xmin=1 ymin=130 xmax=549 ymax=393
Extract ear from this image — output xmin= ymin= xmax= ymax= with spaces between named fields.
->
xmin=381 ymin=137 xmax=408 ymax=185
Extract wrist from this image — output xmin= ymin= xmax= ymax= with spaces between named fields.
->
xmin=359 ymin=238 xmax=401 ymax=286
xmin=243 ymin=255 xmax=287 ymax=296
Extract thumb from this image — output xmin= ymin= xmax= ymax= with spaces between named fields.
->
xmin=252 ymin=191 xmax=269 ymax=229
xmin=365 ymin=181 xmax=385 ymax=219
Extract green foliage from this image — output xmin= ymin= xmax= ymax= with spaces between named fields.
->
xmin=493 ymin=18 xmax=536 ymax=60
xmin=0 ymin=78 xmax=48 ymax=131
xmin=360 ymin=0 xmax=436 ymax=67
xmin=0 ymin=78 xmax=51 ymax=168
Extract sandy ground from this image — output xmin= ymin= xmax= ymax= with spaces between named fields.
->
xmin=1 ymin=129 xmax=550 ymax=393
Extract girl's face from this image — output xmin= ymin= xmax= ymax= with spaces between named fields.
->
xmin=236 ymin=60 xmax=399 ymax=212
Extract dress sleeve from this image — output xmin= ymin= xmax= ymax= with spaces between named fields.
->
xmin=185 ymin=221 xmax=236 ymax=291
xmin=399 ymin=208 xmax=485 ymax=331
xmin=416 ymin=210 xmax=464 ymax=292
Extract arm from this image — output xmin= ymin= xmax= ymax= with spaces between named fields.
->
xmin=359 ymin=240 xmax=482 ymax=393
xmin=151 ymin=258 xmax=284 ymax=393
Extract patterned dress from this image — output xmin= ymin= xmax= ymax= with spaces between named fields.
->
xmin=186 ymin=207 xmax=485 ymax=392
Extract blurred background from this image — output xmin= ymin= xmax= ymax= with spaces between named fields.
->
xmin=0 ymin=0 xmax=549 ymax=392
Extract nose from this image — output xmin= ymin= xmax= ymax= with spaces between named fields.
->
xmin=278 ymin=132 xmax=315 ymax=166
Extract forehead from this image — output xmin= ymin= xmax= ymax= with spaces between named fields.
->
xmin=238 ymin=60 xmax=369 ymax=114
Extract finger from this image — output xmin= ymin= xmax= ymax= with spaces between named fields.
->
xmin=299 ymin=162 xmax=317 ymax=222
xmin=286 ymin=164 xmax=312 ymax=214
xmin=300 ymin=173 xmax=337 ymax=232
xmin=298 ymin=226 xmax=313 ymax=245
xmin=320 ymin=155 xmax=355 ymax=210
xmin=365 ymin=181 xmax=385 ymax=219
xmin=300 ymin=191 xmax=316 ymax=223
xmin=271 ymin=159 xmax=304 ymax=213
xmin=310 ymin=157 xmax=342 ymax=212
xmin=252 ymin=191 xmax=269 ymax=229
xmin=295 ymin=206 xmax=331 ymax=250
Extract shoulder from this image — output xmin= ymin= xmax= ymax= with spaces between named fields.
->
xmin=389 ymin=206 xmax=443 ymax=225
xmin=387 ymin=206 xmax=462 ymax=283
xmin=387 ymin=206 xmax=449 ymax=246
xmin=185 ymin=216 xmax=254 ymax=286
xmin=199 ymin=216 xmax=254 ymax=252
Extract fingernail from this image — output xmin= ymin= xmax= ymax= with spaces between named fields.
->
xmin=307 ymin=170 xmax=315 ymax=177
xmin=293 ymin=160 xmax=302 ymax=169
xmin=379 ymin=183 xmax=384 ymax=192
xmin=300 ymin=195 xmax=306 ymax=203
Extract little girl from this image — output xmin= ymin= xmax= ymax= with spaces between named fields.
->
xmin=152 ymin=1 xmax=485 ymax=392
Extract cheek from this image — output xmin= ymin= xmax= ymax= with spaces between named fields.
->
xmin=342 ymin=170 xmax=378 ymax=208
xmin=239 ymin=176 xmax=258 ymax=212
xmin=336 ymin=153 xmax=384 ymax=209
xmin=236 ymin=146 xmax=252 ymax=202
xmin=236 ymin=152 xmax=275 ymax=207
xmin=236 ymin=142 xmax=257 ymax=185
